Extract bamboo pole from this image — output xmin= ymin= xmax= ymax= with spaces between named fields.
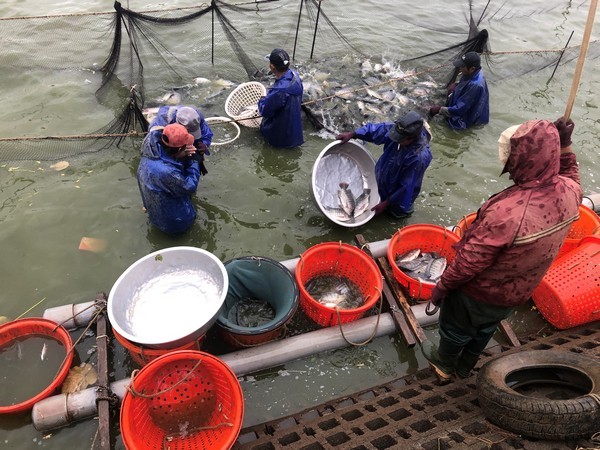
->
xmin=564 ymin=0 xmax=598 ymax=120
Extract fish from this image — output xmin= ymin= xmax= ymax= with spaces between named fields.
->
xmin=324 ymin=205 xmax=352 ymax=222
xmin=396 ymin=250 xmax=448 ymax=283
xmin=395 ymin=248 xmax=421 ymax=265
xmin=337 ymin=182 xmax=356 ymax=217
xmin=427 ymin=256 xmax=447 ymax=281
xmin=160 ymin=91 xmax=181 ymax=105
xmin=193 ymin=77 xmax=211 ymax=85
xmin=353 ymin=188 xmax=371 ymax=217
xmin=41 ymin=343 xmax=47 ymax=361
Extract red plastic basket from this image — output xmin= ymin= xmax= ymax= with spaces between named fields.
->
xmin=452 ymin=212 xmax=477 ymax=238
xmin=295 ymin=242 xmax=383 ymax=327
xmin=120 ymin=350 xmax=243 ymax=450
xmin=532 ymin=235 xmax=600 ymax=329
xmin=113 ymin=329 xmax=203 ymax=368
xmin=387 ymin=224 xmax=461 ymax=301
xmin=556 ymin=205 xmax=600 ymax=259
xmin=0 ymin=318 xmax=73 ymax=414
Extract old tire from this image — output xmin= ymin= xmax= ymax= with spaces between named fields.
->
xmin=476 ymin=350 xmax=600 ymax=440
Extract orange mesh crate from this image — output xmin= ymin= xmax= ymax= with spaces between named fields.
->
xmin=532 ymin=235 xmax=600 ymax=329
xmin=295 ymin=242 xmax=382 ymax=327
xmin=556 ymin=204 xmax=600 ymax=259
xmin=387 ymin=224 xmax=461 ymax=301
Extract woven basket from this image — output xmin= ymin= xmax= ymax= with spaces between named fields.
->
xmin=225 ymin=82 xmax=266 ymax=128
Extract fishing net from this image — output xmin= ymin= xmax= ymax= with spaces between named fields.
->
xmin=0 ymin=0 xmax=598 ymax=161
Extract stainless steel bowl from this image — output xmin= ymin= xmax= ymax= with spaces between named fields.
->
xmin=311 ymin=140 xmax=380 ymax=228
xmin=108 ymin=246 xmax=228 ymax=349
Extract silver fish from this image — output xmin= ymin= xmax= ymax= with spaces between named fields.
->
xmin=353 ymin=188 xmax=371 ymax=217
xmin=427 ymin=256 xmax=447 ymax=281
xmin=337 ymin=182 xmax=356 ymax=217
xmin=395 ymin=248 xmax=421 ymax=265
xmin=41 ymin=343 xmax=47 ymax=361
xmin=324 ymin=205 xmax=352 ymax=222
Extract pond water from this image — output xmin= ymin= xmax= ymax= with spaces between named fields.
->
xmin=0 ymin=0 xmax=598 ymax=448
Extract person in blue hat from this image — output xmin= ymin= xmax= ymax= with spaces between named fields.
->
xmin=336 ymin=111 xmax=432 ymax=218
xmin=429 ymin=51 xmax=489 ymax=130
xmin=258 ymin=48 xmax=304 ymax=149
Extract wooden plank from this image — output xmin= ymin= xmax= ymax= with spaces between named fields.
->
xmin=95 ymin=292 xmax=111 ymax=450
xmin=355 ymin=235 xmax=419 ymax=347
xmin=499 ymin=319 xmax=521 ymax=347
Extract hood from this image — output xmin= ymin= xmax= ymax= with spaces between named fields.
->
xmin=274 ymin=69 xmax=303 ymax=96
xmin=505 ymin=120 xmax=561 ymax=187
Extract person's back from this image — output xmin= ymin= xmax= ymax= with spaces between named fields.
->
xmin=446 ymin=67 xmax=489 ymax=130
xmin=442 ymin=119 xmax=582 ymax=307
xmin=258 ymin=48 xmax=304 ymax=148
xmin=137 ymin=125 xmax=201 ymax=234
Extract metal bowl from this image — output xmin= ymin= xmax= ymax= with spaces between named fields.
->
xmin=108 ymin=246 xmax=228 ymax=349
xmin=311 ymin=140 xmax=380 ymax=228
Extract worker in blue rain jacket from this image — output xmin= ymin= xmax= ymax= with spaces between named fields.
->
xmin=148 ymin=105 xmax=213 ymax=176
xmin=429 ymin=51 xmax=489 ymax=130
xmin=336 ymin=111 xmax=432 ymax=219
xmin=258 ymin=48 xmax=304 ymax=148
xmin=137 ymin=123 xmax=201 ymax=234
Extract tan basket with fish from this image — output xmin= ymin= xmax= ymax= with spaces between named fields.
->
xmin=225 ymin=81 xmax=266 ymax=128
xmin=387 ymin=224 xmax=461 ymax=301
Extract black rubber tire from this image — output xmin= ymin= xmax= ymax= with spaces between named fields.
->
xmin=476 ymin=350 xmax=600 ymax=440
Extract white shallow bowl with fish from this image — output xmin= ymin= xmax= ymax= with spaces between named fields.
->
xmin=311 ymin=140 xmax=380 ymax=228
xmin=108 ymin=246 xmax=228 ymax=349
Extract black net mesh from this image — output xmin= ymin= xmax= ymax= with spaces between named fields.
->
xmin=0 ymin=0 xmax=598 ymax=161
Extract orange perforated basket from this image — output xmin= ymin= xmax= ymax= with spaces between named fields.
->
xmin=120 ymin=350 xmax=243 ymax=450
xmin=556 ymin=204 xmax=600 ymax=259
xmin=295 ymin=242 xmax=383 ymax=327
xmin=532 ymin=236 xmax=600 ymax=329
xmin=113 ymin=329 xmax=203 ymax=368
xmin=452 ymin=212 xmax=477 ymax=238
xmin=387 ymin=224 xmax=461 ymax=301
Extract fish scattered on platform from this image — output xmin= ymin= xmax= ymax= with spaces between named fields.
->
xmin=395 ymin=249 xmax=447 ymax=283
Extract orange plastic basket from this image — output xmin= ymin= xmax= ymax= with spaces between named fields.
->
xmin=532 ymin=236 xmax=600 ymax=329
xmin=0 ymin=318 xmax=73 ymax=414
xmin=295 ymin=242 xmax=383 ymax=327
xmin=556 ymin=204 xmax=600 ymax=259
xmin=452 ymin=212 xmax=477 ymax=238
xmin=120 ymin=350 xmax=243 ymax=450
xmin=113 ymin=329 xmax=203 ymax=368
xmin=387 ymin=224 xmax=461 ymax=300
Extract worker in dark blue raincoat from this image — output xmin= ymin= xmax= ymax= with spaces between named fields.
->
xmin=336 ymin=111 xmax=432 ymax=218
xmin=429 ymin=51 xmax=489 ymax=130
xmin=258 ymin=48 xmax=304 ymax=148
xmin=148 ymin=105 xmax=213 ymax=176
xmin=137 ymin=123 xmax=201 ymax=234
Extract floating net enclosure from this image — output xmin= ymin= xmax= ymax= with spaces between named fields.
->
xmin=0 ymin=0 xmax=598 ymax=161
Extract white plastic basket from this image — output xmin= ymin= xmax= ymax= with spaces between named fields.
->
xmin=205 ymin=116 xmax=241 ymax=146
xmin=225 ymin=82 xmax=267 ymax=128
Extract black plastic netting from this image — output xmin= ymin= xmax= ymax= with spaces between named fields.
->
xmin=0 ymin=0 xmax=597 ymax=161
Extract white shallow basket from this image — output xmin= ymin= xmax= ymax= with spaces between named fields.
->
xmin=205 ymin=116 xmax=241 ymax=146
xmin=225 ymin=81 xmax=266 ymax=128
xmin=311 ymin=140 xmax=380 ymax=228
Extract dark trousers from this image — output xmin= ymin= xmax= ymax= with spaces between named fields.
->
xmin=438 ymin=289 xmax=513 ymax=358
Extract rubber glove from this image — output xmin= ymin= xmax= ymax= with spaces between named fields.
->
xmin=428 ymin=105 xmax=441 ymax=117
xmin=554 ymin=117 xmax=575 ymax=148
xmin=371 ymin=200 xmax=389 ymax=215
xmin=336 ymin=131 xmax=356 ymax=144
xmin=430 ymin=282 xmax=448 ymax=307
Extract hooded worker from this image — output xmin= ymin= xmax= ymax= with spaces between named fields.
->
xmin=137 ymin=123 xmax=201 ymax=234
xmin=423 ymin=117 xmax=582 ymax=382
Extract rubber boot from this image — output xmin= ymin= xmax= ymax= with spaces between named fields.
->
xmin=421 ymin=341 xmax=458 ymax=383
xmin=455 ymin=350 xmax=480 ymax=379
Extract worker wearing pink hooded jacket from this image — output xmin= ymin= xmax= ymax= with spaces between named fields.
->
xmin=425 ymin=117 xmax=582 ymax=382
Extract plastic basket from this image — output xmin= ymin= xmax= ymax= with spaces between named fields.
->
xmin=224 ymin=82 xmax=266 ymax=128
xmin=217 ymin=257 xmax=299 ymax=348
xmin=113 ymin=329 xmax=203 ymax=368
xmin=556 ymin=204 xmax=600 ymax=259
xmin=387 ymin=224 xmax=461 ymax=301
xmin=295 ymin=242 xmax=383 ymax=327
xmin=532 ymin=236 xmax=600 ymax=329
xmin=452 ymin=212 xmax=477 ymax=238
xmin=120 ymin=350 xmax=243 ymax=450
xmin=0 ymin=318 xmax=74 ymax=414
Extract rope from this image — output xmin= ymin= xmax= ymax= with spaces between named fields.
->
xmin=588 ymin=393 xmax=600 ymax=407
xmin=335 ymin=287 xmax=383 ymax=347
xmin=127 ymin=359 xmax=204 ymax=398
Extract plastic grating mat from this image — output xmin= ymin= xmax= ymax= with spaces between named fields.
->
xmin=234 ymin=322 xmax=600 ymax=450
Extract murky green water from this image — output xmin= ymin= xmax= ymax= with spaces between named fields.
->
xmin=0 ymin=0 xmax=599 ymax=448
